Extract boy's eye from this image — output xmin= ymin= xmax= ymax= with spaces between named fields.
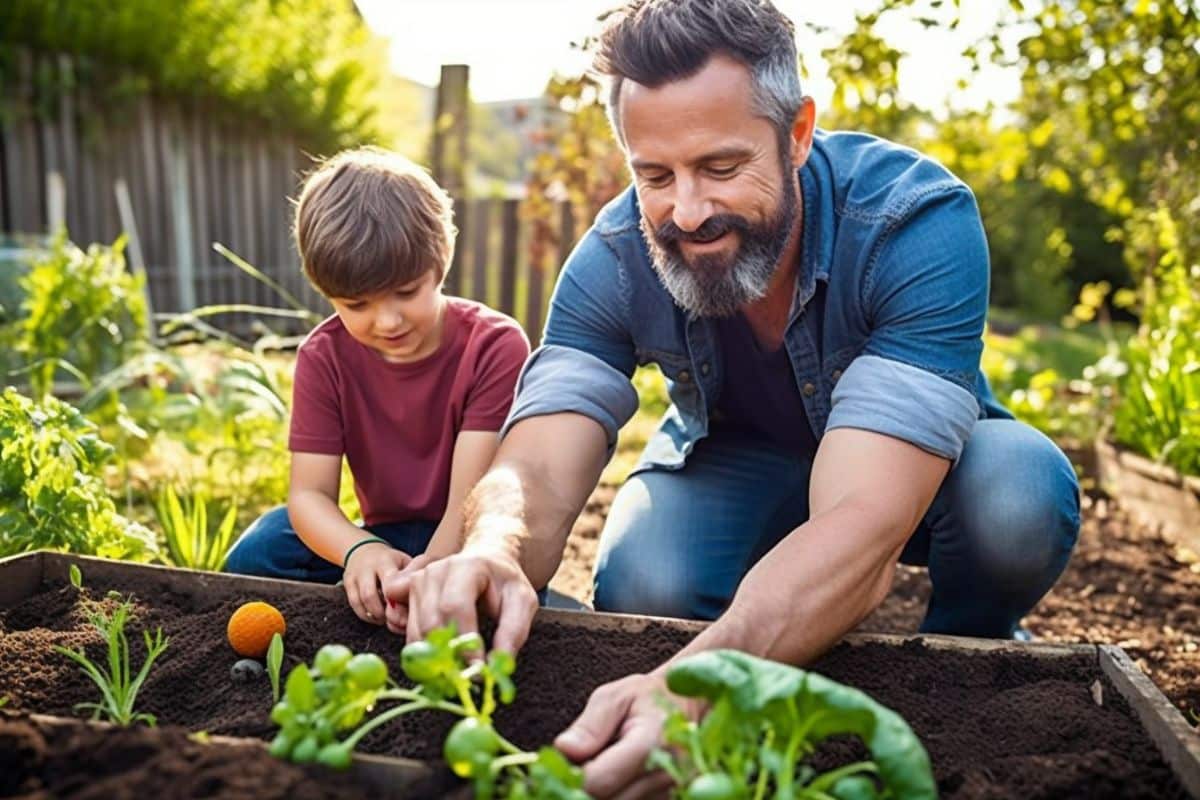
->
xmin=343 ymin=301 xmax=366 ymax=311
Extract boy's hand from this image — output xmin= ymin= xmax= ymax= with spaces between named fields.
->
xmin=343 ymin=543 xmax=411 ymax=625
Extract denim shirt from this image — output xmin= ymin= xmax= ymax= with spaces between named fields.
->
xmin=503 ymin=129 xmax=1010 ymax=473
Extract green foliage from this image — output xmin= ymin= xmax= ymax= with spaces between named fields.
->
xmin=269 ymin=627 xmax=586 ymax=797
xmin=2 ymin=233 xmax=148 ymax=401
xmin=0 ymin=0 xmax=386 ymax=152
xmin=53 ymin=594 xmax=169 ymax=726
xmin=154 ymin=485 xmax=239 ymax=571
xmin=0 ymin=388 xmax=156 ymax=559
xmin=651 ymin=650 xmax=936 ymax=800
xmin=1111 ymin=241 xmax=1200 ymax=476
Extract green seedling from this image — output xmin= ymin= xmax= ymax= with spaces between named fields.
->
xmin=69 ymin=563 xmax=83 ymax=589
xmin=266 ymin=632 xmax=284 ymax=704
xmin=53 ymin=596 xmax=169 ymax=727
xmin=268 ymin=625 xmax=586 ymax=798
xmin=648 ymin=650 xmax=937 ymax=800
xmin=0 ymin=695 xmax=10 ymax=708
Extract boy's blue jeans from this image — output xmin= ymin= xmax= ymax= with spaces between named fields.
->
xmin=593 ymin=419 xmax=1080 ymax=638
xmin=224 ymin=508 xmax=437 ymax=584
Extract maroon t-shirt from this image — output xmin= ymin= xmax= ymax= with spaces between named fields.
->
xmin=288 ymin=297 xmax=530 ymax=525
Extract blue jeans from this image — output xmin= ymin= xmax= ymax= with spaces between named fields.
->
xmin=592 ymin=419 xmax=1080 ymax=638
xmin=224 ymin=506 xmax=437 ymax=584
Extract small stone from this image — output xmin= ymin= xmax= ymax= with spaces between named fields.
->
xmin=231 ymin=658 xmax=265 ymax=684
xmin=1090 ymin=679 xmax=1104 ymax=707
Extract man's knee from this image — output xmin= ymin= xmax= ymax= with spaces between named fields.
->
xmin=593 ymin=554 xmax=695 ymax=619
xmin=955 ymin=422 xmax=1081 ymax=583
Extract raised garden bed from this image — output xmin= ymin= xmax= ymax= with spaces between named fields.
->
xmin=1 ymin=552 xmax=1198 ymax=799
xmin=1095 ymin=438 xmax=1200 ymax=553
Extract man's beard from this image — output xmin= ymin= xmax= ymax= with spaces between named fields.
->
xmin=641 ymin=171 xmax=798 ymax=318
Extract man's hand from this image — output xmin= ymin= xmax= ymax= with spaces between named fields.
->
xmin=554 ymin=672 xmax=684 ymax=799
xmin=381 ymin=547 xmax=540 ymax=654
xmin=342 ymin=543 xmax=411 ymax=625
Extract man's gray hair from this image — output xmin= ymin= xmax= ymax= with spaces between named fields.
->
xmin=592 ymin=0 xmax=803 ymax=149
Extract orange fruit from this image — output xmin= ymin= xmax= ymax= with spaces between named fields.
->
xmin=227 ymin=601 xmax=286 ymax=658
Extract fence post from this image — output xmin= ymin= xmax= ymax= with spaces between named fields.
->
xmin=499 ymin=199 xmax=520 ymax=319
xmin=471 ymin=198 xmax=492 ymax=306
xmin=166 ymin=109 xmax=196 ymax=311
xmin=431 ymin=64 xmax=470 ymax=200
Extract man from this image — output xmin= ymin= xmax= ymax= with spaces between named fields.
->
xmin=385 ymin=0 xmax=1081 ymax=795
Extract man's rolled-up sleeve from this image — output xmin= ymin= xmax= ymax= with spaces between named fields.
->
xmin=826 ymin=355 xmax=978 ymax=461
xmin=825 ymin=185 xmax=988 ymax=461
xmin=501 ymin=345 xmax=639 ymax=448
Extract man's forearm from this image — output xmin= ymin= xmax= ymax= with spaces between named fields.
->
xmin=663 ymin=501 xmax=909 ymax=671
xmin=461 ymin=460 xmax=589 ymax=589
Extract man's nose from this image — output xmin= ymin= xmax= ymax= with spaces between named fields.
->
xmin=670 ymin=178 xmax=713 ymax=233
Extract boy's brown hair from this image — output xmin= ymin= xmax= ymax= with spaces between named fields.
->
xmin=294 ymin=147 xmax=456 ymax=299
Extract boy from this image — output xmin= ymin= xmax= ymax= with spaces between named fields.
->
xmin=225 ymin=147 xmax=530 ymax=627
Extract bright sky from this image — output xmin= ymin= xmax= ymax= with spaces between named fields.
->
xmin=355 ymin=0 xmax=1022 ymax=115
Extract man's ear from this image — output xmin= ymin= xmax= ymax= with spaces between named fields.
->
xmin=789 ymin=97 xmax=818 ymax=168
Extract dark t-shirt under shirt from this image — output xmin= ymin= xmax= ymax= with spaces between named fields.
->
xmin=288 ymin=297 xmax=529 ymax=525
xmin=714 ymin=312 xmax=819 ymax=455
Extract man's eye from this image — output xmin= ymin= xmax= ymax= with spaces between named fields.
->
xmin=707 ymin=165 xmax=738 ymax=178
xmin=641 ymin=172 xmax=672 ymax=188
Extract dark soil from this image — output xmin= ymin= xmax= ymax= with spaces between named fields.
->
xmin=552 ymin=488 xmax=1200 ymax=725
xmin=0 ymin=711 xmax=378 ymax=799
xmin=0 ymin=557 xmax=1192 ymax=798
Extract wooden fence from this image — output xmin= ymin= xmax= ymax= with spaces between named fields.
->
xmin=0 ymin=51 xmax=575 ymax=344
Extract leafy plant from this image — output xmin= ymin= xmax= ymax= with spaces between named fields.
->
xmin=269 ymin=625 xmax=587 ymax=798
xmin=4 ymin=233 xmax=148 ymax=401
xmin=649 ymin=650 xmax=937 ymax=800
xmin=53 ymin=595 xmax=169 ymax=727
xmin=267 ymin=632 xmax=284 ymax=705
xmin=155 ymin=485 xmax=239 ymax=571
xmin=0 ymin=388 xmax=156 ymax=559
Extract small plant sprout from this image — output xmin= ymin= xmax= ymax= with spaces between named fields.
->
xmin=266 ymin=632 xmax=284 ymax=703
xmin=69 ymin=563 xmax=83 ymax=589
xmin=268 ymin=625 xmax=587 ymax=798
xmin=0 ymin=695 xmax=10 ymax=708
xmin=54 ymin=596 xmax=169 ymax=727
xmin=648 ymin=650 xmax=937 ymax=800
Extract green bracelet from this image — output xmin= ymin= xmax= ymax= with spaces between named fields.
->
xmin=342 ymin=536 xmax=388 ymax=569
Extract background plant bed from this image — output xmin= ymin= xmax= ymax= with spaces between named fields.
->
xmin=0 ymin=553 xmax=1196 ymax=799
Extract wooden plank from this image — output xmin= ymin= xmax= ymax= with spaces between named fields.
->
xmin=0 ymin=551 xmax=44 ymax=610
xmin=56 ymin=54 xmax=84 ymax=238
xmin=6 ymin=50 xmax=43 ymax=233
xmin=186 ymin=101 xmax=212 ymax=307
xmin=36 ymin=54 xmax=64 ymax=235
xmin=470 ymin=197 xmax=491 ymax=306
xmin=1100 ymin=645 xmax=1200 ymax=798
xmin=498 ymin=197 xmax=519 ymax=317
xmin=164 ymin=106 xmax=196 ymax=311
xmin=445 ymin=195 xmax=465 ymax=296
